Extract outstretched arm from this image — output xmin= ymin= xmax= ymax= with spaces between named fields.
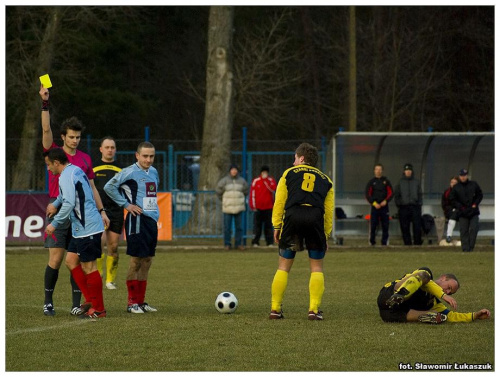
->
xmin=39 ymin=85 xmax=53 ymax=150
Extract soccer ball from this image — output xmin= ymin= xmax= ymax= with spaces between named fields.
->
xmin=215 ymin=292 xmax=238 ymax=314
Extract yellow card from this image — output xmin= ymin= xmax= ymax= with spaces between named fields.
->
xmin=39 ymin=74 xmax=52 ymax=88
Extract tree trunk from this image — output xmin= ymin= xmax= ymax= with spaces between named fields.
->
xmin=11 ymin=7 xmax=61 ymax=190
xmin=188 ymin=6 xmax=234 ymax=234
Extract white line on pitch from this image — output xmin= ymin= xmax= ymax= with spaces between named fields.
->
xmin=6 ymin=320 xmax=89 ymax=336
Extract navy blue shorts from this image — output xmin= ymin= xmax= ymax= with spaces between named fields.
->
xmin=125 ymin=213 xmax=158 ymax=258
xmin=67 ymin=233 xmax=103 ymax=262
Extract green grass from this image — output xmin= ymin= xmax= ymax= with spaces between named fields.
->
xmin=5 ymin=245 xmax=494 ymax=371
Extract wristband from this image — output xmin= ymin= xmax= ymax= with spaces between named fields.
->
xmin=99 ymin=208 xmax=106 ymax=213
xmin=41 ymin=100 xmax=49 ymax=111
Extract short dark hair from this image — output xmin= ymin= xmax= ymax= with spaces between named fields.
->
xmin=295 ymin=143 xmax=318 ymax=167
xmin=60 ymin=116 xmax=85 ymax=136
xmin=137 ymin=141 xmax=155 ymax=153
xmin=43 ymin=148 xmax=69 ymax=164
xmin=100 ymin=136 xmax=116 ymax=146
xmin=375 ymin=163 xmax=384 ymax=170
xmin=444 ymin=273 xmax=460 ymax=289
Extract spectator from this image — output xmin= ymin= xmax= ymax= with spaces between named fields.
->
xmin=449 ymin=169 xmax=483 ymax=252
xmin=249 ymin=165 xmax=277 ymax=247
xmin=441 ymin=176 xmax=459 ymax=244
xmin=394 ymin=163 xmax=423 ymax=245
xmin=364 ymin=163 xmax=393 ymax=246
xmin=216 ymin=164 xmax=249 ymax=250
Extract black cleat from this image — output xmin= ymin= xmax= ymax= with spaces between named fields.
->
xmin=308 ymin=310 xmax=324 ymax=321
xmin=418 ymin=312 xmax=447 ymax=324
xmin=43 ymin=303 xmax=55 ymax=316
xmin=269 ymin=310 xmax=284 ymax=320
xmin=386 ymin=293 xmax=405 ymax=308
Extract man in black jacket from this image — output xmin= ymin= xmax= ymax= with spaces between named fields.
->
xmin=365 ymin=164 xmax=393 ymax=245
xmin=449 ymin=169 xmax=483 ymax=252
xmin=394 ymin=163 xmax=423 ymax=245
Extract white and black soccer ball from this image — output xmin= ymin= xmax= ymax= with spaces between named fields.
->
xmin=215 ymin=292 xmax=238 ymax=314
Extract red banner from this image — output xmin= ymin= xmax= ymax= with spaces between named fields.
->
xmin=6 ymin=193 xmax=172 ymax=242
xmin=6 ymin=193 xmax=47 ymax=242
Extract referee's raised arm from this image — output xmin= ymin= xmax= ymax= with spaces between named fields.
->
xmin=39 ymin=84 xmax=53 ymax=150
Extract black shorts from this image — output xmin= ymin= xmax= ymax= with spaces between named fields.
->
xmin=279 ymin=205 xmax=326 ymax=252
xmin=44 ymin=199 xmax=73 ymax=249
xmin=106 ymin=207 xmax=124 ymax=235
xmin=67 ymin=233 xmax=103 ymax=262
xmin=377 ymin=283 xmax=409 ymax=323
xmin=125 ymin=213 xmax=158 ymax=258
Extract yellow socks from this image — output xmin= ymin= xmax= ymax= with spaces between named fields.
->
xmin=106 ymin=255 xmax=119 ymax=284
xmin=309 ymin=272 xmax=325 ymax=313
xmin=96 ymin=252 xmax=104 ymax=276
xmin=271 ymin=270 xmax=288 ymax=312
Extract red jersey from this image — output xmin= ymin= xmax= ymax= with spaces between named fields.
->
xmin=249 ymin=175 xmax=277 ymax=211
xmin=44 ymin=142 xmax=95 ymax=198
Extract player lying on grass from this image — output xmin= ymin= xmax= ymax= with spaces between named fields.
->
xmin=377 ymin=267 xmax=490 ymax=324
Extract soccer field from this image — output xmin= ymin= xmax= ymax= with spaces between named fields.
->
xmin=5 ymin=245 xmax=494 ymax=371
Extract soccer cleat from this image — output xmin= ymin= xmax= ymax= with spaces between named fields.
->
xmin=267 ymin=244 xmax=274 ymax=248
xmin=418 ymin=312 xmax=447 ymax=324
xmin=43 ymin=303 xmax=55 ymax=316
xmin=269 ymin=310 xmax=284 ymax=320
xmin=106 ymin=282 xmax=118 ymax=290
xmin=252 ymin=243 xmax=259 ymax=247
xmin=78 ymin=308 xmax=107 ymax=321
xmin=386 ymin=293 xmax=405 ymax=308
xmin=127 ymin=304 xmax=145 ymax=314
xmin=71 ymin=302 xmax=92 ymax=316
xmin=446 ymin=236 xmax=452 ymax=243
xmin=308 ymin=310 xmax=324 ymax=321
xmin=139 ymin=303 xmax=157 ymax=312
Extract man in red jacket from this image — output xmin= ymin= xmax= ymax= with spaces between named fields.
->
xmin=250 ymin=166 xmax=277 ymax=247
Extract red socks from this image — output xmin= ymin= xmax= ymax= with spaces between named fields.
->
xmin=86 ymin=270 xmax=105 ymax=312
xmin=70 ymin=265 xmax=89 ymax=302
xmin=127 ymin=280 xmax=147 ymax=305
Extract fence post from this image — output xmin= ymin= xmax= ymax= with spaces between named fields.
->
xmin=242 ymin=127 xmax=248 ymax=244
xmin=168 ymin=144 xmax=174 ymax=191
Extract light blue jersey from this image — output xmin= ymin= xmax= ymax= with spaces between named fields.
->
xmin=104 ymin=163 xmax=160 ymax=222
xmin=51 ymin=164 xmax=105 ymax=238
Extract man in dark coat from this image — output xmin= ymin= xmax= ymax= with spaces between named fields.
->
xmin=394 ymin=163 xmax=423 ymax=245
xmin=449 ymin=168 xmax=483 ymax=252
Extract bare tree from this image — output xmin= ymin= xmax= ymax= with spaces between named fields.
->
xmin=11 ymin=7 xmax=61 ymax=190
xmin=190 ymin=6 xmax=235 ymax=234
xmin=232 ymin=9 xmax=303 ymax=138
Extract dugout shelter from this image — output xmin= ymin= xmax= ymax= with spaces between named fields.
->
xmin=326 ymin=132 xmax=494 ymax=238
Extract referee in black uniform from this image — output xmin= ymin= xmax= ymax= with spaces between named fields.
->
xmin=93 ymin=136 xmax=124 ymax=289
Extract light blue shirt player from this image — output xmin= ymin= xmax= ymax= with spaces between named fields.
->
xmin=103 ymin=162 xmax=160 ymax=222
xmin=51 ymin=164 xmax=105 ymax=238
